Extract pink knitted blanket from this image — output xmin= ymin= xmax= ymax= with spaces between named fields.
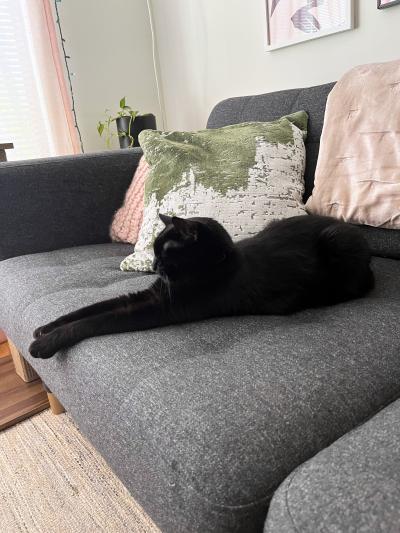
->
xmin=110 ymin=156 xmax=149 ymax=244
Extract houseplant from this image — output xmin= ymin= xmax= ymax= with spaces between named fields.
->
xmin=97 ymin=97 xmax=156 ymax=149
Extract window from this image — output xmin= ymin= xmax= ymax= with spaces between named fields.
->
xmin=0 ymin=0 xmax=79 ymax=161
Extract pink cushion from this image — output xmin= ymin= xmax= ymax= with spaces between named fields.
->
xmin=110 ymin=156 xmax=150 ymax=244
xmin=306 ymin=59 xmax=400 ymax=228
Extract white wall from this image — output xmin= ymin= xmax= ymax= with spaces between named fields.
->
xmin=57 ymin=0 xmax=161 ymax=152
xmin=151 ymin=0 xmax=400 ymax=130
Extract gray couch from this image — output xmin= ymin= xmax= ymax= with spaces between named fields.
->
xmin=1 ymin=82 xmax=400 ymax=533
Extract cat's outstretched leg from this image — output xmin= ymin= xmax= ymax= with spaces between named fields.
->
xmin=33 ymin=295 xmax=131 ymax=338
xmin=29 ymin=296 xmax=169 ymax=359
xmin=33 ymin=282 xmax=163 ymax=338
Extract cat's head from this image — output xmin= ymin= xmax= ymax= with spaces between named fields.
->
xmin=153 ymin=214 xmax=234 ymax=282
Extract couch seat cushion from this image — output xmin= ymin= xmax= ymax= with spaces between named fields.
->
xmin=0 ymin=243 xmax=150 ymax=425
xmin=265 ymin=398 xmax=400 ymax=532
xmin=0 ymin=245 xmax=400 ymax=533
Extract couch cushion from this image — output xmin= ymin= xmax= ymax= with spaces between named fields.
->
xmin=306 ymin=60 xmax=400 ymax=231
xmin=264 ymin=398 xmax=400 ymax=532
xmin=1 ymin=246 xmax=400 ymax=532
xmin=124 ymin=112 xmax=309 ymax=272
xmin=110 ymin=155 xmax=149 ymax=245
xmin=0 ymin=243 xmax=149 ymax=427
xmin=207 ymin=82 xmax=335 ymax=201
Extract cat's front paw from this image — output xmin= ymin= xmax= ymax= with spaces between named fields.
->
xmin=29 ymin=336 xmax=59 ymax=359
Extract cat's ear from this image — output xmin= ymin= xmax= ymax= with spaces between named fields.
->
xmin=171 ymin=216 xmax=198 ymax=240
xmin=159 ymin=213 xmax=173 ymax=226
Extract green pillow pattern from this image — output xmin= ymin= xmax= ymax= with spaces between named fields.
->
xmin=121 ymin=111 xmax=308 ymax=272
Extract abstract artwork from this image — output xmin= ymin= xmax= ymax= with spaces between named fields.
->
xmin=266 ymin=0 xmax=353 ymax=50
xmin=378 ymin=0 xmax=400 ymax=8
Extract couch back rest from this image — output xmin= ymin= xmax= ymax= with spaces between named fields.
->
xmin=207 ymin=82 xmax=335 ymax=200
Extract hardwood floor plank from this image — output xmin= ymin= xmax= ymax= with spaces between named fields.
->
xmin=0 ymin=341 xmax=10 ymax=358
xmin=0 ymin=355 xmax=49 ymax=431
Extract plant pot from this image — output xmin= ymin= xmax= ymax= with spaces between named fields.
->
xmin=116 ymin=114 xmax=157 ymax=149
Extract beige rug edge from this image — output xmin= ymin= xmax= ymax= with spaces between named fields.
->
xmin=0 ymin=410 xmax=160 ymax=533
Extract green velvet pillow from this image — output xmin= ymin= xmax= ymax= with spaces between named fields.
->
xmin=121 ymin=111 xmax=308 ymax=272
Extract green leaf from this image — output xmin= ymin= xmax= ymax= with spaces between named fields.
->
xmin=119 ymin=97 xmax=126 ymax=109
xmin=97 ymin=122 xmax=104 ymax=136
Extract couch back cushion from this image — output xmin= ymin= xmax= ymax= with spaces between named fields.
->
xmin=207 ymin=82 xmax=335 ymax=201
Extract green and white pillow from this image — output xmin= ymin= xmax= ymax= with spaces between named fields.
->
xmin=121 ymin=111 xmax=308 ymax=272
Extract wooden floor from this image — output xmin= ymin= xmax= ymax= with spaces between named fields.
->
xmin=0 ymin=340 xmax=10 ymax=358
xmin=0 ymin=342 xmax=49 ymax=431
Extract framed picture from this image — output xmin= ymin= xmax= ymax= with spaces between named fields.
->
xmin=378 ymin=0 xmax=400 ymax=8
xmin=266 ymin=0 xmax=354 ymax=51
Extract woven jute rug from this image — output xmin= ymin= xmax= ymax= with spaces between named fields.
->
xmin=0 ymin=410 xmax=160 ymax=533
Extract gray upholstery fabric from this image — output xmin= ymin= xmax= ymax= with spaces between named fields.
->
xmin=0 ymin=148 xmax=142 ymax=261
xmin=207 ymin=82 xmax=335 ymax=201
xmin=265 ymin=399 xmax=400 ymax=533
xmin=358 ymin=225 xmax=400 ymax=260
xmin=1 ymin=244 xmax=400 ymax=532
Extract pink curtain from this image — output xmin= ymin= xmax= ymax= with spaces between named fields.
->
xmin=22 ymin=0 xmax=81 ymax=154
xmin=42 ymin=0 xmax=81 ymax=154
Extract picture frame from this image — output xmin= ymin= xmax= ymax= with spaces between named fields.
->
xmin=377 ymin=0 xmax=400 ymax=8
xmin=266 ymin=0 xmax=354 ymax=51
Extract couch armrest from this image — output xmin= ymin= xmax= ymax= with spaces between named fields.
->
xmin=0 ymin=148 xmax=142 ymax=261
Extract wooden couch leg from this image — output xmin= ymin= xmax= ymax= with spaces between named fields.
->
xmin=42 ymin=383 xmax=66 ymax=415
xmin=8 ymin=338 xmax=39 ymax=382
xmin=8 ymin=337 xmax=65 ymax=415
xmin=47 ymin=392 xmax=66 ymax=415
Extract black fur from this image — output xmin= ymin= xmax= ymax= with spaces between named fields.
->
xmin=29 ymin=214 xmax=374 ymax=359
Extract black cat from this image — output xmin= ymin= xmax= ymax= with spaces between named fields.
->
xmin=29 ymin=214 xmax=374 ymax=359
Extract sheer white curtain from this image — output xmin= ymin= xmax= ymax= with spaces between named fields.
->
xmin=0 ymin=0 xmax=80 ymax=161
